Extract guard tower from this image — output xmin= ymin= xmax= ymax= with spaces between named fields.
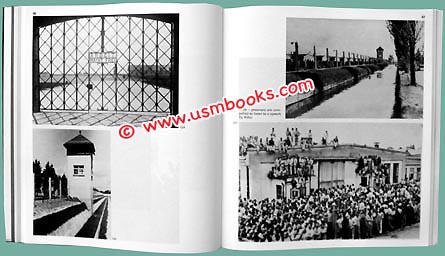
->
xmin=376 ymin=46 xmax=384 ymax=62
xmin=63 ymin=132 xmax=95 ymax=211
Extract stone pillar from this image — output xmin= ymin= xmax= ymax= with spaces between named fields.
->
xmin=389 ymin=163 xmax=394 ymax=184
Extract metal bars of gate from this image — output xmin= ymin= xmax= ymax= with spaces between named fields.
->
xmin=35 ymin=15 xmax=176 ymax=114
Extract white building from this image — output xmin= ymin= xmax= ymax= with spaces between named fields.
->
xmin=239 ymin=144 xmax=421 ymax=200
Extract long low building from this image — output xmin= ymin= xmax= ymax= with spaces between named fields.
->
xmin=239 ymin=143 xmax=421 ymax=200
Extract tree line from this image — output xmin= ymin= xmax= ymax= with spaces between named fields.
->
xmin=387 ymin=20 xmax=424 ymax=86
xmin=33 ymin=159 xmax=68 ymax=200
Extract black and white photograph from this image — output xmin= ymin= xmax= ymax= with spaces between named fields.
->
xmin=33 ymin=128 xmax=111 ymax=239
xmin=286 ymin=18 xmax=424 ymax=119
xmin=238 ymin=122 xmax=422 ymax=242
xmin=32 ymin=14 xmax=179 ymax=126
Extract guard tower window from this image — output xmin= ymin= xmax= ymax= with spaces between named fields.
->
xmin=73 ymin=165 xmax=85 ymax=176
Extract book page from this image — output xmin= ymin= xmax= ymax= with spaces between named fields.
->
xmin=11 ymin=3 xmax=223 ymax=253
xmin=3 ymin=6 xmax=13 ymax=242
xmin=222 ymin=6 xmax=439 ymax=250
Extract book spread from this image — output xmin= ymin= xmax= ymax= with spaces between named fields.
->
xmin=2 ymin=3 xmax=443 ymax=253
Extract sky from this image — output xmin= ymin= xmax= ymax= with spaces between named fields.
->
xmin=33 ymin=129 xmax=111 ymax=191
xmin=240 ymin=122 xmax=422 ymax=152
xmin=286 ymin=18 xmax=424 ymax=60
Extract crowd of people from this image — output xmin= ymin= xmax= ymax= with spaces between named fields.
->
xmin=270 ymin=155 xmax=315 ymax=179
xmin=238 ymin=181 xmax=420 ymax=242
xmin=239 ymin=128 xmax=339 ymax=156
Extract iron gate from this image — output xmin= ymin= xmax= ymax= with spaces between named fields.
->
xmin=33 ymin=14 xmax=179 ymax=115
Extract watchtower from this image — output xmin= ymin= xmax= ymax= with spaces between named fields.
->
xmin=63 ymin=131 xmax=95 ymax=211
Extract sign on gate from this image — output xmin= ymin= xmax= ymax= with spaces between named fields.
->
xmin=89 ymin=51 xmax=117 ymax=63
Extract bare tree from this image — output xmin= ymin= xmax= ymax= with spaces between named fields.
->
xmin=387 ymin=20 xmax=423 ymax=85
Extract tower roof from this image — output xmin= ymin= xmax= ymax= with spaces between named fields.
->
xmin=376 ymin=46 xmax=384 ymax=51
xmin=63 ymin=132 xmax=95 ymax=155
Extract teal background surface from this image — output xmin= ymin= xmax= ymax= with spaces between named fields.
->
xmin=0 ymin=0 xmax=444 ymax=255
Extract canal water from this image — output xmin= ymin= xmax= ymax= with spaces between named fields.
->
xmin=298 ymin=65 xmax=398 ymax=118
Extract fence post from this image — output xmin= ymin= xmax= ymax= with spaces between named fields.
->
xmin=48 ymin=177 xmax=52 ymax=200
xmin=293 ymin=42 xmax=299 ymax=71
xmin=313 ymin=45 xmax=317 ymax=70
xmin=342 ymin=51 xmax=345 ymax=66
xmin=326 ymin=48 xmax=329 ymax=68
xmin=335 ymin=50 xmax=338 ymax=67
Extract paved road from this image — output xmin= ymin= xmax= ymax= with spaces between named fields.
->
xmin=377 ymin=224 xmax=420 ymax=239
xmin=75 ymin=196 xmax=109 ymax=239
xmin=34 ymin=201 xmax=87 ymax=235
xmin=300 ymin=65 xmax=397 ymax=118
xmin=330 ymin=225 xmax=420 ymax=240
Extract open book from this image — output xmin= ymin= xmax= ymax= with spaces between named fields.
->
xmin=2 ymin=2 xmax=443 ymax=253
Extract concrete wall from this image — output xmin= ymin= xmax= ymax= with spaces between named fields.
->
xmin=344 ymin=160 xmax=361 ymax=185
xmin=67 ymin=155 xmax=93 ymax=211
xmin=319 ymin=161 xmax=345 ymax=188
xmin=240 ymin=152 xmax=284 ymax=200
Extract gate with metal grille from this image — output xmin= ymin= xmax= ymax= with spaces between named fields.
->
xmin=32 ymin=15 xmax=179 ymax=115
